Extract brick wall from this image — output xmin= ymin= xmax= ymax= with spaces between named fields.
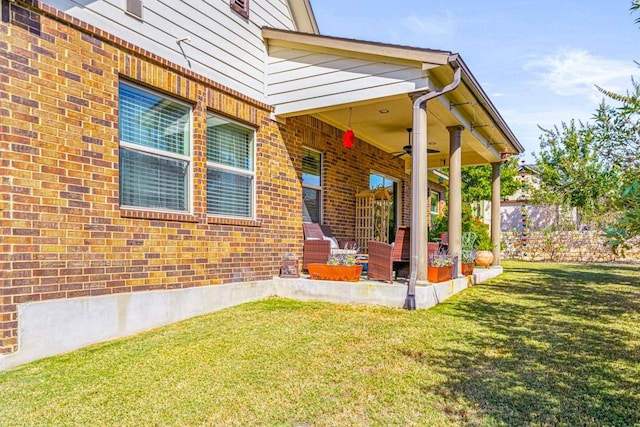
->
xmin=0 ymin=2 xmax=416 ymax=355
xmin=0 ymin=2 xmax=305 ymax=354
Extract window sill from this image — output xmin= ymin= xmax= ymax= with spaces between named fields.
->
xmin=120 ymin=209 xmax=200 ymax=223
xmin=207 ymin=216 xmax=262 ymax=227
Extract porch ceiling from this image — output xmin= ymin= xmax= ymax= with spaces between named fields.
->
xmin=263 ymin=28 xmax=523 ymax=167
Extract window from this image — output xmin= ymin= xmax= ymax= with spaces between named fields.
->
xmin=302 ymin=147 xmax=322 ymax=223
xmin=370 ymin=173 xmax=399 ymax=243
xmin=119 ymin=81 xmax=191 ymax=212
xmin=230 ymin=0 xmax=249 ymax=19
xmin=1 ymin=0 xmax=9 ymax=24
xmin=206 ymin=114 xmax=255 ymax=218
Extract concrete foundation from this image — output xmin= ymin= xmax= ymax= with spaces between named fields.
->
xmin=1 ymin=267 xmax=502 ymax=372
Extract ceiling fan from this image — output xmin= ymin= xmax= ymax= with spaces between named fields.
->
xmin=391 ymin=128 xmax=440 ymax=159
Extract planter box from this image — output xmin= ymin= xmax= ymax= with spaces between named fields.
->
xmin=427 ymin=265 xmax=453 ymax=283
xmin=461 ymin=262 xmax=475 ymax=276
xmin=307 ymin=264 xmax=363 ymax=282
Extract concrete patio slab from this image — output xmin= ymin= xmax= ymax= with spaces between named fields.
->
xmin=275 ymin=266 xmax=503 ymax=310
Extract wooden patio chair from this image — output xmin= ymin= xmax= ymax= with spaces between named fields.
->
xmin=319 ymin=225 xmax=357 ymax=251
xmin=302 ymin=223 xmax=358 ymax=270
xmin=302 ymin=223 xmax=330 ymax=270
xmin=367 ymin=226 xmax=410 ymax=283
xmin=439 ymin=232 xmax=449 ymax=252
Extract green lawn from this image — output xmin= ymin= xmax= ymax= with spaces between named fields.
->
xmin=1 ymin=261 xmax=639 ymax=426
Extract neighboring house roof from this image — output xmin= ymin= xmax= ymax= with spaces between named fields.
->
xmin=262 ymin=27 xmax=524 ymax=167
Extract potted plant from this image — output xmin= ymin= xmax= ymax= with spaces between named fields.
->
xmin=427 ymin=253 xmax=454 ymax=283
xmin=474 ymin=239 xmax=495 ymax=267
xmin=461 ymin=232 xmax=477 ymax=276
xmin=307 ymin=253 xmax=363 ymax=282
xmin=461 ymin=249 xmax=476 ymax=276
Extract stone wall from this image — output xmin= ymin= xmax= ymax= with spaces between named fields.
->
xmin=502 ymin=231 xmax=640 ymax=263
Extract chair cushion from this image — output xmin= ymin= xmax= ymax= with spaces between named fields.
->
xmin=323 ymin=235 xmax=339 ymax=248
xmin=330 ymin=248 xmax=358 ymax=255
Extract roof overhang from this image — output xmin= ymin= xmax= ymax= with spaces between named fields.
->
xmin=286 ymin=0 xmax=319 ymax=34
xmin=262 ymin=28 xmax=523 ymax=166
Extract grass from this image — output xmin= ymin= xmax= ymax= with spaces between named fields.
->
xmin=1 ymin=260 xmax=639 ymax=426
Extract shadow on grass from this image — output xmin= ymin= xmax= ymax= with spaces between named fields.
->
xmin=415 ymin=263 xmax=640 ymax=425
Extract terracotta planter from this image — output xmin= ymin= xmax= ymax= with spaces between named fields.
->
xmin=307 ymin=264 xmax=363 ymax=282
xmin=461 ymin=262 xmax=475 ymax=276
xmin=427 ymin=265 xmax=453 ymax=283
xmin=475 ymin=250 xmax=494 ymax=267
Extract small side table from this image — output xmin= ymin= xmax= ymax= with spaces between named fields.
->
xmin=355 ymin=254 xmax=368 ymax=263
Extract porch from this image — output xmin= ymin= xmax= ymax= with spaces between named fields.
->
xmin=265 ymin=28 xmax=524 ymax=308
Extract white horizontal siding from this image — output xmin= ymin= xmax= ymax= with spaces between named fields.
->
xmin=266 ymin=47 xmax=427 ymax=115
xmin=45 ymin=0 xmax=297 ymax=102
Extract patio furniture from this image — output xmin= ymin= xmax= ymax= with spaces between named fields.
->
xmin=367 ymin=226 xmax=410 ymax=283
xmin=428 ymin=241 xmax=440 ymax=258
xmin=302 ymin=223 xmax=358 ymax=270
xmin=439 ymin=232 xmax=449 ymax=252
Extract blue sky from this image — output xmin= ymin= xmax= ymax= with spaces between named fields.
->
xmin=312 ymin=0 xmax=639 ymax=162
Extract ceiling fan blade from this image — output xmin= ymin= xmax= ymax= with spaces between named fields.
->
xmin=391 ymin=152 xmax=407 ymax=159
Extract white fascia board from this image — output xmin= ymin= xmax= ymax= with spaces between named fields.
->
xmin=435 ymin=94 xmax=503 ymax=162
xmin=287 ymin=0 xmax=319 ymax=34
xmin=262 ymin=28 xmax=451 ymax=66
xmin=452 ymin=57 xmax=524 ymax=154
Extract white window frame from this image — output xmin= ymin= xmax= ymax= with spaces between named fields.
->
xmin=205 ymin=113 xmax=256 ymax=220
xmin=118 ymin=80 xmax=193 ymax=214
xmin=302 ymin=147 xmax=323 ymax=224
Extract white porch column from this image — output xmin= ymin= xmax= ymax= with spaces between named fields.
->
xmin=447 ymin=126 xmax=463 ymax=276
xmin=411 ymin=95 xmax=429 ymax=283
xmin=491 ymin=162 xmax=501 ymax=266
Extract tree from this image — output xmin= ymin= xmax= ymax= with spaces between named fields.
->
xmin=533 ymin=119 xmax=618 ymax=222
xmin=533 ymin=1 xmax=640 ymax=253
xmin=460 ymin=156 xmax=520 ymax=203
xmin=594 ymin=79 xmax=640 ymax=254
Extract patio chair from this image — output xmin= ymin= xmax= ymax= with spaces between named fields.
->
xmin=428 ymin=241 xmax=440 ymax=261
xmin=302 ymin=223 xmax=358 ymax=270
xmin=319 ymin=225 xmax=357 ymax=251
xmin=367 ymin=226 xmax=410 ymax=283
xmin=439 ymin=232 xmax=449 ymax=252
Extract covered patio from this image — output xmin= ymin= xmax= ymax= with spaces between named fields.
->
xmin=263 ymin=28 xmax=523 ymax=308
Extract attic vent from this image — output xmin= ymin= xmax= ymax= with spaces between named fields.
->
xmin=230 ymin=0 xmax=249 ymax=19
xmin=125 ymin=0 xmax=143 ymax=19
